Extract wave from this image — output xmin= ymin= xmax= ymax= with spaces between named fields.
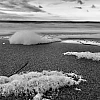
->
xmin=9 ymin=30 xmax=61 ymax=45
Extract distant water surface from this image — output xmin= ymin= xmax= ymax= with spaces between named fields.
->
xmin=0 ymin=22 xmax=100 ymax=40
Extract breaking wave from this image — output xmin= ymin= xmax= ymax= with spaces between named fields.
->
xmin=9 ymin=30 xmax=61 ymax=45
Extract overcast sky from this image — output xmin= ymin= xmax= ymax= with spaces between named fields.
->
xmin=0 ymin=0 xmax=100 ymax=21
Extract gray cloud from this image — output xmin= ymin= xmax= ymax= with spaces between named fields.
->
xmin=0 ymin=0 xmax=44 ymax=12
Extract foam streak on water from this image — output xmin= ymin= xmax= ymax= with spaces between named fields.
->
xmin=61 ymin=40 xmax=100 ymax=46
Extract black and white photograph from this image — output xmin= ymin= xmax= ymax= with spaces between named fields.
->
xmin=0 ymin=0 xmax=100 ymax=100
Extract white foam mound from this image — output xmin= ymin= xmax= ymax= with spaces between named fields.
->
xmin=9 ymin=30 xmax=61 ymax=45
xmin=0 ymin=70 xmax=86 ymax=100
xmin=63 ymin=52 xmax=100 ymax=61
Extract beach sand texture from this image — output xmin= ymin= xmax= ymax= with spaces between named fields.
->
xmin=0 ymin=39 xmax=100 ymax=100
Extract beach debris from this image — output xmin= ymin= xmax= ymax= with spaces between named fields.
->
xmin=0 ymin=70 xmax=86 ymax=100
xmin=75 ymin=88 xmax=81 ymax=91
xmin=9 ymin=61 xmax=29 ymax=77
xmin=63 ymin=51 xmax=100 ymax=61
xmin=2 ymin=43 xmax=5 ymax=44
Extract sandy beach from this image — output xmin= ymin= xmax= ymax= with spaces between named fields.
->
xmin=0 ymin=38 xmax=100 ymax=100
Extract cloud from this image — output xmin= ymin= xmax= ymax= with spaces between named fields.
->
xmin=62 ymin=0 xmax=84 ymax=4
xmin=9 ymin=30 xmax=61 ymax=45
xmin=0 ymin=0 xmax=44 ymax=12
xmin=62 ymin=0 xmax=85 ymax=1
xmin=62 ymin=0 xmax=77 ymax=1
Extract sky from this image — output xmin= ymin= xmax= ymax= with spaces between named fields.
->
xmin=0 ymin=0 xmax=100 ymax=21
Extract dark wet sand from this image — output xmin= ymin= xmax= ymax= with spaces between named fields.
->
xmin=0 ymin=39 xmax=100 ymax=100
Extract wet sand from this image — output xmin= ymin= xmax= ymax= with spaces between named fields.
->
xmin=0 ymin=39 xmax=100 ymax=100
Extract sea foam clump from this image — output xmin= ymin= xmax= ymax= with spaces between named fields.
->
xmin=9 ymin=30 xmax=61 ymax=45
xmin=63 ymin=52 xmax=100 ymax=61
xmin=0 ymin=70 xmax=86 ymax=100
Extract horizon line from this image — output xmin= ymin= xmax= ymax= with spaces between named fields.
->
xmin=0 ymin=20 xmax=100 ymax=23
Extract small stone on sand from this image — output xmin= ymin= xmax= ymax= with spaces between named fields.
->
xmin=3 ymin=43 xmax=5 ymax=44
